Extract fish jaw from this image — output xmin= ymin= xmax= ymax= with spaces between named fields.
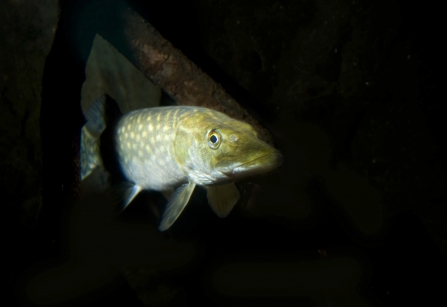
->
xmin=212 ymin=125 xmax=283 ymax=181
xmin=229 ymin=150 xmax=283 ymax=177
xmin=216 ymin=148 xmax=283 ymax=180
xmin=173 ymin=109 xmax=283 ymax=185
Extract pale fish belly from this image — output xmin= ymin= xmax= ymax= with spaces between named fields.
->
xmin=114 ymin=107 xmax=186 ymax=191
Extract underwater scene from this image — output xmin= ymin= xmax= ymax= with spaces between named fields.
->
xmin=3 ymin=1 xmax=445 ymax=306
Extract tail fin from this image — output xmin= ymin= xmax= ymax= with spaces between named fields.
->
xmin=80 ymin=95 xmax=107 ymax=180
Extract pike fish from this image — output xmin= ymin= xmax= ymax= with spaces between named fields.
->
xmin=81 ymin=95 xmax=282 ymax=231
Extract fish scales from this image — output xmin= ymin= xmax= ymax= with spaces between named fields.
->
xmin=81 ymin=95 xmax=282 ymax=231
xmin=115 ymin=106 xmax=186 ymax=190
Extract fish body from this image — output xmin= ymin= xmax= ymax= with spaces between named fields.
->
xmin=81 ymin=95 xmax=282 ymax=230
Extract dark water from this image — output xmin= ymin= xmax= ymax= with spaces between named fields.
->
xmin=10 ymin=0 xmax=445 ymax=306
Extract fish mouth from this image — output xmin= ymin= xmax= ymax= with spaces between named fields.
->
xmin=226 ymin=151 xmax=283 ymax=178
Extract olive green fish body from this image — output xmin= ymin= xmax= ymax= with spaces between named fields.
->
xmin=115 ymin=107 xmax=186 ymax=191
xmin=81 ymin=95 xmax=282 ymax=231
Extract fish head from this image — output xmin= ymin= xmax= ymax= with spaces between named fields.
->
xmin=174 ymin=109 xmax=283 ymax=185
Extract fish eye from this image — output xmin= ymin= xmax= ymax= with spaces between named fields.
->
xmin=207 ymin=129 xmax=221 ymax=149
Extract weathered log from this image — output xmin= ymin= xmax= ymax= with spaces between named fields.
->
xmin=122 ymin=8 xmax=273 ymax=145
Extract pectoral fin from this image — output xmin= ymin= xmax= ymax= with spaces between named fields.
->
xmin=159 ymin=182 xmax=196 ymax=231
xmin=114 ymin=182 xmax=143 ymax=213
xmin=207 ymin=183 xmax=240 ymax=218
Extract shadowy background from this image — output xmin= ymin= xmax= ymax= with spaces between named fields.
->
xmin=2 ymin=0 xmax=445 ymax=306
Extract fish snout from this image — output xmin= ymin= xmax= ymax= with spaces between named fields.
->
xmin=229 ymin=149 xmax=283 ymax=178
